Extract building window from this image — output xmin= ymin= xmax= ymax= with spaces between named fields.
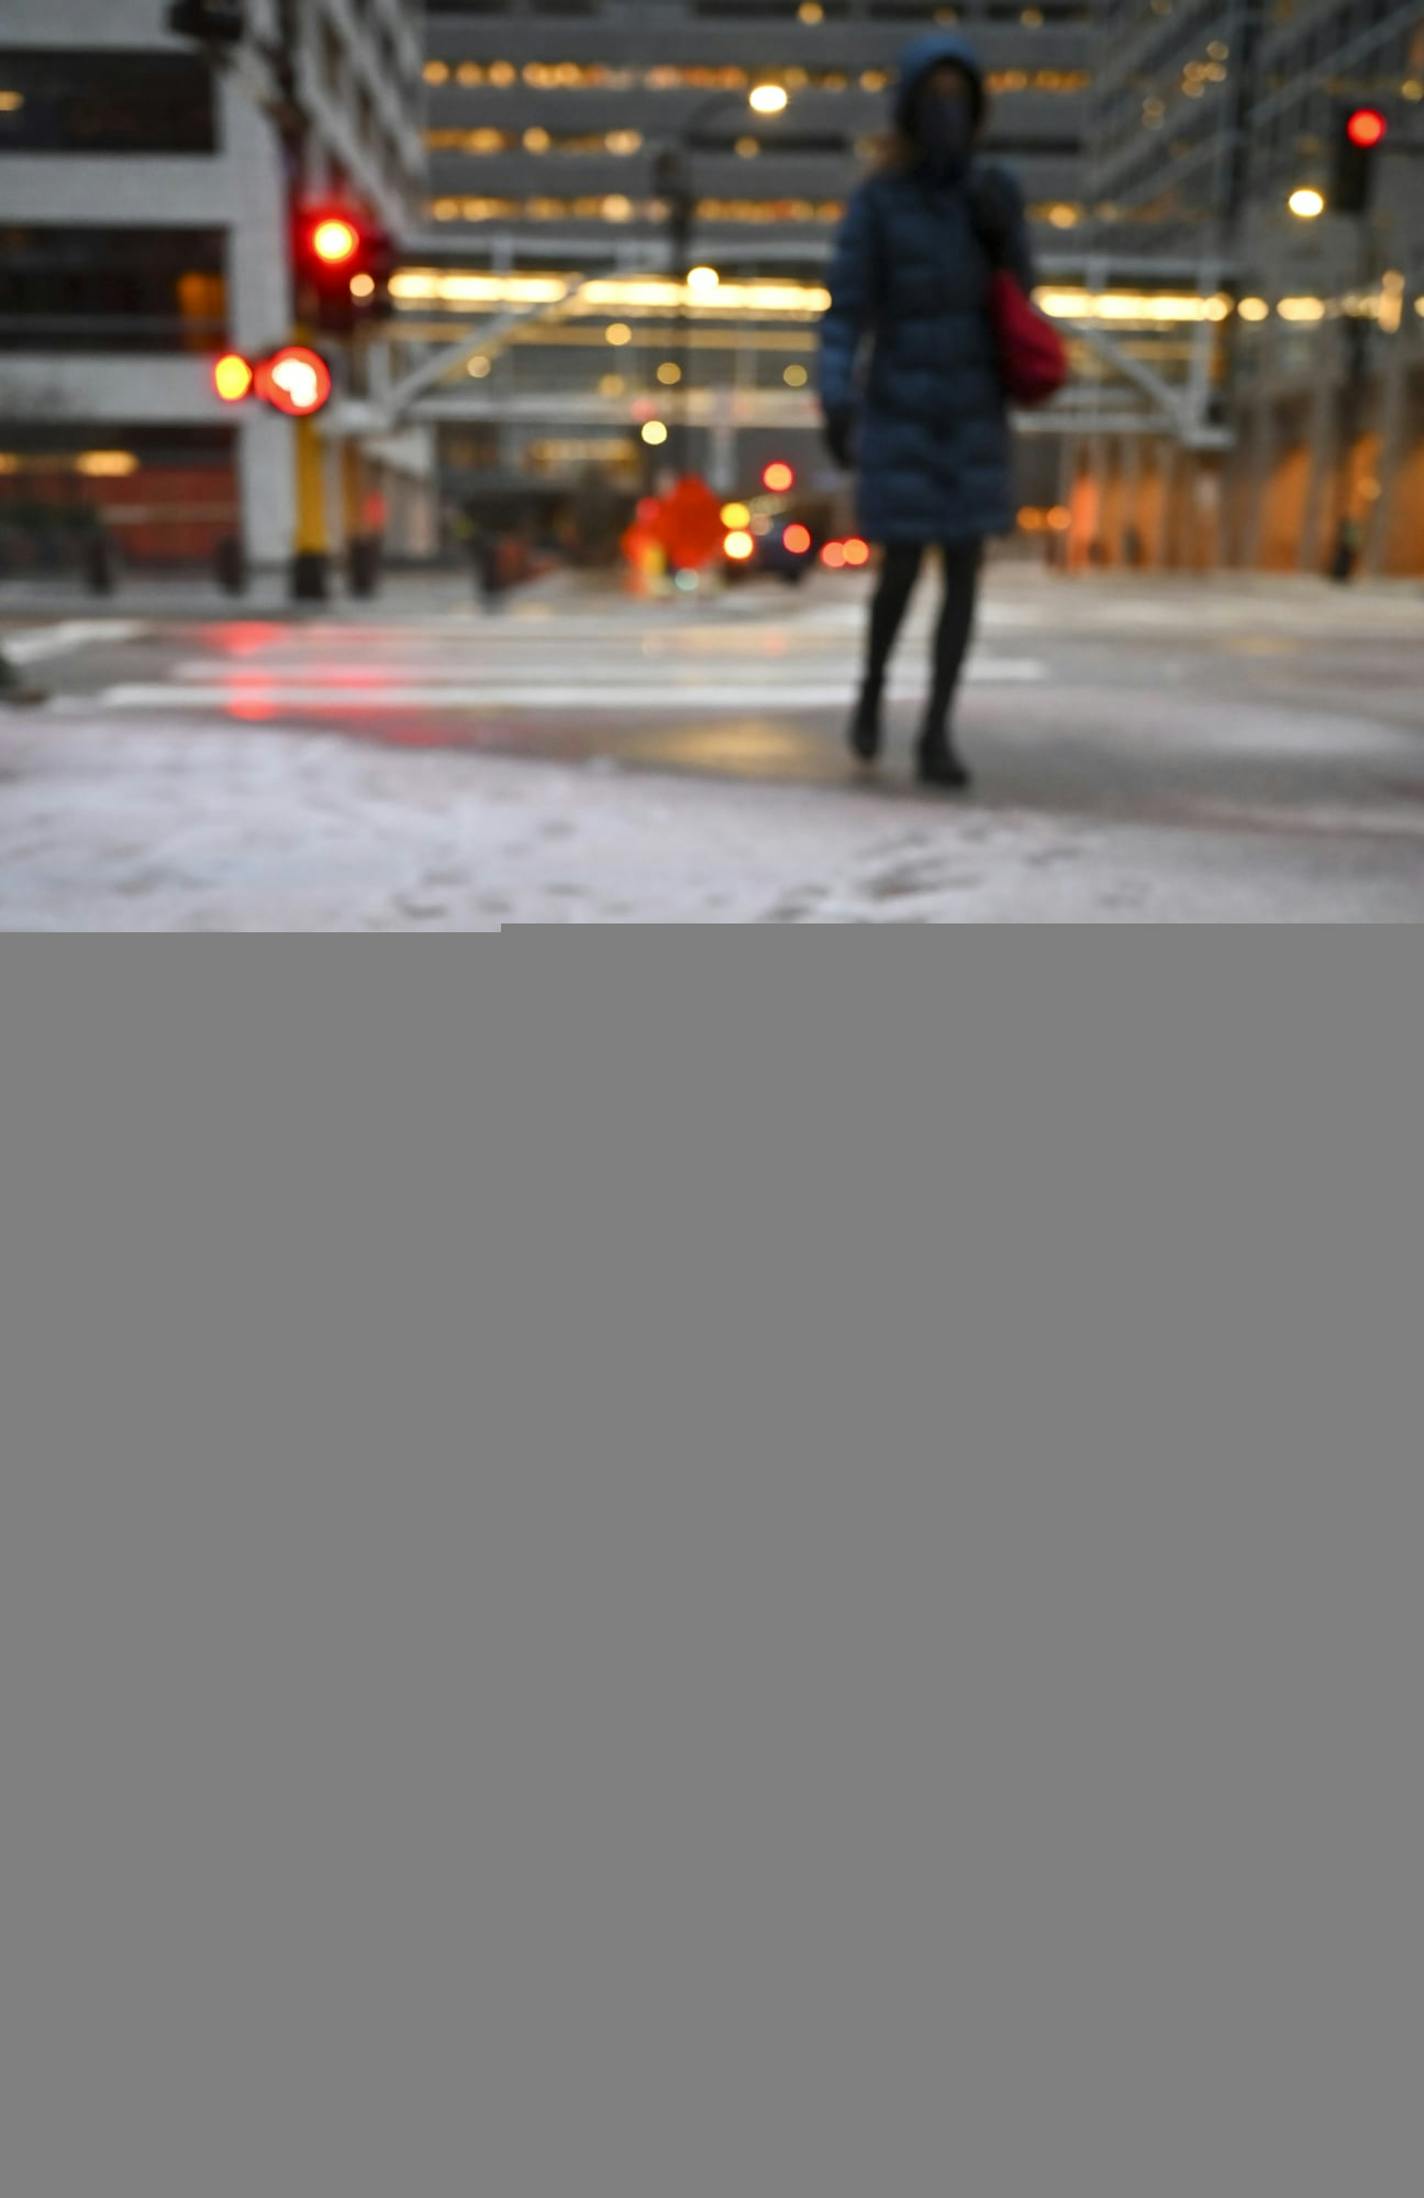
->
xmin=421 ymin=59 xmax=1092 ymax=98
xmin=0 ymin=226 xmax=228 ymax=354
xmin=0 ymin=48 xmax=216 ymax=155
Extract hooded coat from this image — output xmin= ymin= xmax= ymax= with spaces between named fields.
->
xmin=819 ymin=34 xmax=1034 ymax=547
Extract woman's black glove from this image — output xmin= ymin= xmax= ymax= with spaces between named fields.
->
xmin=823 ymin=407 xmax=856 ymax=469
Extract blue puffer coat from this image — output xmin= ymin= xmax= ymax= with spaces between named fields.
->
xmin=819 ymin=34 xmax=1034 ymax=547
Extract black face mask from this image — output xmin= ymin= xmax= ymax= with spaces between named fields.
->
xmin=914 ymin=93 xmax=974 ymax=178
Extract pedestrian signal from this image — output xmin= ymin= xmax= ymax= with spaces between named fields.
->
xmin=211 ymin=347 xmax=333 ymax=416
xmin=254 ymin=346 xmax=333 ymax=419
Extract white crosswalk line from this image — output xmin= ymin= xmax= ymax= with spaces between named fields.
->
xmin=4 ymin=619 xmax=148 ymax=665
xmin=92 ymin=594 xmax=1044 ymax=718
xmin=98 ymin=662 xmax=1047 ymax=712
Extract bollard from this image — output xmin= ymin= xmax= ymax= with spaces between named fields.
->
xmin=83 ymin=534 xmax=118 ymax=596
xmin=0 ymin=650 xmax=45 ymax=707
xmin=215 ymin=536 xmax=249 ymax=597
xmin=1329 ymin=520 xmax=1361 ymax=585
xmin=291 ymin=551 xmax=330 ymax=603
xmin=347 ymin=534 xmax=382 ymax=599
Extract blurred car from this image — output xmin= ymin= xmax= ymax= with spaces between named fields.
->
xmin=723 ymin=515 xmax=817 ymax=585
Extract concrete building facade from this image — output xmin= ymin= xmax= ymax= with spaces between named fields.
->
xmin=419 ymin=0 xmax=1096 ymax=277
xmin=0 ymin=0 xmax=432 ymax=578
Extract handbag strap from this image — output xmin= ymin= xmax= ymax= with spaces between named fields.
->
xmin=966 ymin=167 xmax=1036 ymax=291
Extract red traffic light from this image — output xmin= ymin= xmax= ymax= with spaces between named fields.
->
xmin=1346 ymin=106 xmax=1388 ymax=149
xmin=213 ymin=352 xmax=254 ymax=403
xmin=310 ymin=216 xmax=361 ymax=267
xmin=296 ymin=206 xmax=392 ymax=328
xmin=297 ymin=209 xmax=367 ymax=285
xmin=762 ymin=460 xmax=796 ymax=494
xmin=254 ymin=346 xmax=333 ymax=419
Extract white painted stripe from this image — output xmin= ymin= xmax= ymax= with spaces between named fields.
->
xmin=4 ymin=619 xmax=147 ymax=665
xmin=167 ymin=658 xmax=1047 ymax=686
xmin=99 ymin=664 xmax=1047 ymax=712
xmin=168 ymin=653 xmax=874 ymax=677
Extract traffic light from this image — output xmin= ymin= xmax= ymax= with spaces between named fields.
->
xmin=211 ymin=347 xmax=332 ymax=418
xmin=1331 ymin=104 xmax=1389 ymax=216
xmin=167 ymin=1 xmax=244 ymax=44
xmin=296 ymin=208 xmax=361 ymax=332
xmin=354 ymin=225 xmax=396 ymax=320
xmin=254 ymin=347 xmax=333 ymax=419
xmin=295 ymin=207 xmax=394 ymax=332
xmin=213 ymin=353 xmax=254 ymax=404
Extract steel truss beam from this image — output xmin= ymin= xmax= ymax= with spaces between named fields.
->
xmin=332 ymin=256 xmax=1237 ymax=451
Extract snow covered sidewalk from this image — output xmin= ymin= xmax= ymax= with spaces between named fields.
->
xmin=4 ymin=706 xmax=1423 ymax=927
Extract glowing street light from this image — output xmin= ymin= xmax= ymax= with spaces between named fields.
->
xmin=749 ymin=83 xmax=790 ymax=116
xmin=1288 ymin=186 xmax=1326 ymax=220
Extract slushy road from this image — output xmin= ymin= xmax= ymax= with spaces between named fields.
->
xmin=4 ymin=569 xmax=1423 ymax=925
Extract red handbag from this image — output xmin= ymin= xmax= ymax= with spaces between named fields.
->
xmin=988 ymin=269 xmax=1069 ymax=408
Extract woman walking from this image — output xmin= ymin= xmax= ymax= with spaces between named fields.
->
xmin=819 ymin=34 xmax=1036 ymax=789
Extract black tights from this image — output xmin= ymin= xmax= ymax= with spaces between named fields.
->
xmin=862 ymin=540 xmax=983 ymax=740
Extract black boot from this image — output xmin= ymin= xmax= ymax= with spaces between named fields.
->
xmin=916 ymin=726 xmax=972 ymax=792
xmin=848 ymin=684 xmax=884 ymax=764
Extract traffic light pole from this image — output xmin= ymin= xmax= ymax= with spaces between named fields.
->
xmin=1208 ymin=0 xmax=1265 ymax=452
xmin=1324 ymin=128 xmax=1424 ymax=580
xmin=173 ymin=2 xmax=337 ymax=600
xmin=652 ymin=93 xmax=761 ymax=483
xmin=269 ymin=0 xmax=335 ymax=603
xmin=1327 ymin=301 xmax=1371 ymax=582
xmin=291 ymin=418 xmax=332 ymax=600
xmin=655 ymin=151 xmax=697 ymax=480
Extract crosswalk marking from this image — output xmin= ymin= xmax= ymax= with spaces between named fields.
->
xmin=4 ymin=619 xmax=147 ymax=665
xmin=98 ymin=661 xmax=1047 ymax=713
